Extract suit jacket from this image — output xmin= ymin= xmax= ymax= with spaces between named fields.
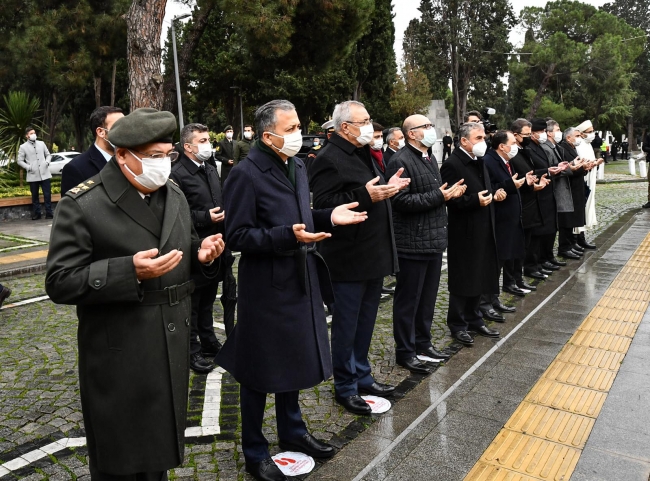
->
xmin=525 ymin=141 xmax=557 ymax=235
xmin=484 ymin=150 xmax=525 ymax=260
xmin=309 ymin=133 xmax=398 ymax=281
xmin=214 ymin=139 xmax=240 ymax=185
xmin=45 ymin=159 xmax=217 ymax=474
xmin=61 ymin=144 xmax=108 ymax=193
xmin=217 ymin=146 xmax=334 ymax=393
xmin=383 ymin=147 xmax=397 ymax=165
xmin=440 ymin=148 xmax=499 ymax=296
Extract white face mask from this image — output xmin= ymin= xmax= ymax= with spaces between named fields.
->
xmin=371 ymin=139 xmax=383 ymax=151
xmin=29 ymin=134 xmax=37 ymax=141
xmin=244 ymin=131 xmax=253 ymax=140
xmin=191 ymin=143 xmax=213 ymax=162
xmin=351 ymin=123 xmax=374 ymax=146
xmin=397 ymin=139 xmax=405 ymax=149
xmin=554 ymin=131 xmax=563 ymax=143
xmin=419 ymin=128 xmax=438 ymax=148
xmin=506 ymin=144 xmax=518 ymax=159
xmin=537 ymin=132 xmax=547 ymax=143
xmin=472 ymin=140 xmax=488 ymax=157
xmin=573 ymin=137 xmax=583 ymax=146
xmin=584 ymin=132 xmax=595 ymax=142
xmin=268 ymin=130 xmax=303 ymax=158
xmin=125 ymin=150 xmax=171 ymax=190
xmin=225 ymin=132 xmax=233 ymax=140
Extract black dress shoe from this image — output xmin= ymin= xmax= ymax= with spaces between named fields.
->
xmin=571 ymin=248 xmax=584 ymax=256
xmin=525 ymin=271 xmax=547 ymax=280
xmin=31 ymin=214 xmax=41 ymax=220
xmin=539 ymin=268 xmax=553 ymax=275
xmin=381 ymin=286 xmax=395 ymax=295
xmin=517 ymin=281 xmax=536 ymax=291
xmin=469 ymin=325 xmax=500 ymax=338
xmin=201 ymin=339 xmax=223 ymax=357
xmin=396 ymin=357 xmax=431 ymax=375
xmin=452 ymin=330 xmax=474 ymax=346
xmin=335 ymin=394 xmax=372 ymax=415
xmin=45 ymin=214 xmax=54 ymax=219
xmin=502 ymin=285 xmax=526 ymax=297
xmin=417 ymin=346 xmax=450 ymax=360
xmin=0 ymin=287 xmax=11 ymax=308
xmin=246 ymin=458 xmax=288 ymax=481
xmin=572 ymin=244 xmax=585 ymax=252
xmin=549 ymin=257 xmax=566 ymax=266
xmin=578 ymin=239 xmax=596 ymax=249
xmin=643 ymin=202 xmax=650 ymax=208
xmin=559 ymin=250 xmax=581 ymax=260
xmin=359 ymin=381 xmax=397 ymax=395
xmin=541 ymin=261 xmax=560 ymax=271
xmin=493 ymin=299 xmax=517 ymax=311
xmin=279 ymin=433 xmax=335 ymax=459
xmin=481 ymin=309 xmax=505 ymax=322
xmin=190 ymin=352 xmax=215 ymax=374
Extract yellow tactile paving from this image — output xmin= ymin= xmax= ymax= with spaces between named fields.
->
xmin=0 ymin=249 xmax=48 ymax=265
xmin=465 ymin=231 xmax=650 ymax=481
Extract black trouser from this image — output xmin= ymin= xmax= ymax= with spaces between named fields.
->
xmin=190 ymin=280 xmax=220 ymax=355
xmin=523 ymin=229 xmax=541 ymax=273
xmin=447 ymin=294 xmax=485 ymax=333
xmin=89 ymin=466 xmax=167 ymax=481
xmin=503 ymin=258 xmax=523 ymax=287
xmin=558 ymin=227 xmax=576 ymax=253
xmin=393 ymin=255 xmax=442 ymax=361
xmin=442 ymin=148 xmax=451 ymax=162
xmin=240 ymin=385 xmax=307 ymax=464
xmin=622 ymin=148 xmax=628 ymax=159
xmin=29 ymin=179 xmax=52 ymax=217
xmin=538 ymin=232 xmax=557 ymax=263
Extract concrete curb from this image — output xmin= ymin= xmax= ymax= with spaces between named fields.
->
xmin=0 ymin=262 xmax=47 ymax=279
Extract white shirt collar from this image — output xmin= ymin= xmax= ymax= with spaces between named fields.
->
xmin=95 ymin=143 xmax=113 ymax=162
xmin=189 ymin=156 xmax=203 ymax=169
xmin=459 ymin=146 xmax=475 ymax=160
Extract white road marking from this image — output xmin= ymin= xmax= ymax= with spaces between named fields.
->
xmin=1 ymin=295 xmax=50 ymax=310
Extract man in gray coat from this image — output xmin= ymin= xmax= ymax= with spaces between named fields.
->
xmin=17 ymin=126 xmax=53 ymax=219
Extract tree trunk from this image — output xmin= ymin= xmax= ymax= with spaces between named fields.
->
xmin=94 ymin=76 xmax=102 ymax=108
xmin=162 ymin=1 xmax=216 ymax=112
xmin=111 ymin=59 xmax=117 ymax=107
xmin=628 ymin=116 xmax=637 ymax=150
xmin=73 ymin=110 xmax=86 ymax=152
xmin=126 ymin=0 xmax=167 ymax=110
xmin=528 ymin=63 xmax=556 ymax=119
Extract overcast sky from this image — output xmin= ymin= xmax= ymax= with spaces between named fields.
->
xmin=163 ymin=0 xmax=612 ymax=69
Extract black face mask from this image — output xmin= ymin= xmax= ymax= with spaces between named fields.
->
xmin=521 ymin=137 xmax=532 ymax=147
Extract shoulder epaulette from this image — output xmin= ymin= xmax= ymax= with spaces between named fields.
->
xmin=65 ymin=179 xmax=101 ymax=198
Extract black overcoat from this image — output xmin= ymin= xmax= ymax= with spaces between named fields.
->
xmin=558 ymin=140 xmax=587 ymax=228
xmin=440 ymin=149 xmax=499 ymax=297
xmin=61 ymin=144 xmax=108 ymax=193
xmin=216 ymin=146 xmax=334 ymax=393
xmin=214 ymin=138 xmax=240 ymax=185
xmin=510 ymin=149 xmax=543 ymax=230
xmin=483 ymin=150 xmax=525 ymax=261
xmin=46 ymin=159 xmax=215 ymax=474
xmin=309 ymin=133 xmax=398 ymax=281
xmin=525 ymin=142 xmax=556 ymax=235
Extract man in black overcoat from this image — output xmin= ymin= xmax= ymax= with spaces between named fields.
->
xmin=309 ymin=100 xmax=410 ymax=414
xmin=216 ymin=100 xmax=368 ymax=481
xmin=45 ymin=109 xmax=225 ymax=480
xmin=171 ymin=123 xmax=229 ymax=374
xmin=214 ymin=125 xmax=240 ymax=186
xmin=61 ymin=106 xmax=123 ymax=193
xmin=439 ymin=122 xmax=501 ymax=346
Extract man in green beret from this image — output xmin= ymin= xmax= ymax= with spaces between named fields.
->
xmin=46 ymin=108 xmax=226 ymax=480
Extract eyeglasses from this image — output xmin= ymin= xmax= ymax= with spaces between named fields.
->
xmin=410 ymin=123 xmax=434 ymax=131
xmin=345 ymin=119 xmax=373 ymax=126
xmin=132 ymin=149 xmax=180 ymax=162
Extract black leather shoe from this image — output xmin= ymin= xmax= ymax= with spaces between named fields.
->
xmin=572 ymin=244 xmax=585 ymax=253
xmin=31 ymin=214 xmax=41 ymax=220
xmin=0 ymin=287 xmax=11 ymax=308
xmin=417 ymin=346 xmax=451 ymax=360
xmin=549 ymin=257 xmax=566 ymax=266
xmin=469 ymin=325 xmax=500 ymax=338
xmin=381 ymin=286 xmax=395 ymax=295
xmin=517 ymin=281 xmax=536 ymax=291
xmin=541 ymin=261 xmax=560 ymax=271
xmin=452 ymin=330 xmax=474 ymax=346
xmin=578 ymin=239 xmax=597 ymax=249
xmin=481 ymin=309 xmax=505 ymax=322
xmin=525 ymin=271 xmax=547 ymax=280
xmin=246 ymin=458 xmax=288 ymax=481
xmin=190 ymin=352 xmax=215 ymax=374
xmin=559 ymin=250 xmax=581 ymax=260
xmin=279 ymin=433 xmax=336 ymax=459
xmin=502 ymin=285 xmax=526 ymax=297
xmin=45 ymin=214 xmax=54 ymax=219
xmin=201 ymin=339 xmax=223 ymax=357
xmin=570 ymin=248 xmax=584 ymax=257
xmin=493 ymin=299 xmax=517 ymax=311
xmin=643 ymin=202 xmax=650 ymax=208
xmin=396 ymin=357 xmax=431 ymax=375
xmin=335 ymin=394 xmax=372 ymax=415
xmin=359 ymin=381 xmax=396 ymax=395
xmin=539 ymin=268 xmax=553 ymax=275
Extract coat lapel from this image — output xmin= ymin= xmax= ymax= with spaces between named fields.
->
xmin=101 ymin=160 xmax=161 ymax=238
xmin=89 ymin=145 xmax=109 ymax=174
xmin=249 ymin=147 xmax=295 ymax=192
xmin=159 ymin=183 xmax=181 ymax=250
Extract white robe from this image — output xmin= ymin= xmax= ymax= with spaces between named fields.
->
xmin=576 ymin=142 xmax=598 ymax=230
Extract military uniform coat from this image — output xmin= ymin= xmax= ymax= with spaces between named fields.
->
xmin=216 ymin=146 xmax=334 ymax=393
xmin=45 ymin=159 xmax=215 ymax=475
xmin=440 ymin=148 xmax=499 ymax=297
xmin=214 ymin=138 xmax=240 ymax=185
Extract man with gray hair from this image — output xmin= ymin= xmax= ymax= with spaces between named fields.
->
xmin=217 ymin=99 xmax=368 ymax=481
xmin=383 ymin=126 xmax=404 ymax=165
xmin=310 ymin=100 xmax=410 ymax=415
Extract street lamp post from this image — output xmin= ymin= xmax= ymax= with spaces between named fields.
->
xmin=172 ymin=14 xmax=191 ymax=129
xmin=230 ymin=86 xmax=244 ymax=138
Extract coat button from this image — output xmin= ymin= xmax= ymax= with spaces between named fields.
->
xmin=168 ymin=323 xmax=176 ymax=332
xmin=94 ymin=280 xmax=101 ymax=287
xmin=185 ymin=318 xmax=189 ymax=326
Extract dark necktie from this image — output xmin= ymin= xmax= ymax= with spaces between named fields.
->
xmin=143 ymin=195 xmax=150 ymax=205
xmin=506 ymin=161 xmax=512 ymax=175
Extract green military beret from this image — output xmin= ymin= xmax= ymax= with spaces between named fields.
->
xmin=108 ymin=108 xmax=177 ymax=148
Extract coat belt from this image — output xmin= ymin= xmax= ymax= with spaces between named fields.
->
xmin=140 ymin=280 xmax=195 ymax=306
xmin=275 ymin=245 xmax=334 ymax=304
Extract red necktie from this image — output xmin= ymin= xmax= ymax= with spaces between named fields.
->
xmin=506 ymin=161 xmax=512 ymax=175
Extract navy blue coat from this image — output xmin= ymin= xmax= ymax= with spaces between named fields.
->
xmin=216 ymin=146 xmax=334 ymax=393
xmin=61 ymin=144 xmax=108 ymax=193
xmin=484 ymin=150 xmax=525 ymax=261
